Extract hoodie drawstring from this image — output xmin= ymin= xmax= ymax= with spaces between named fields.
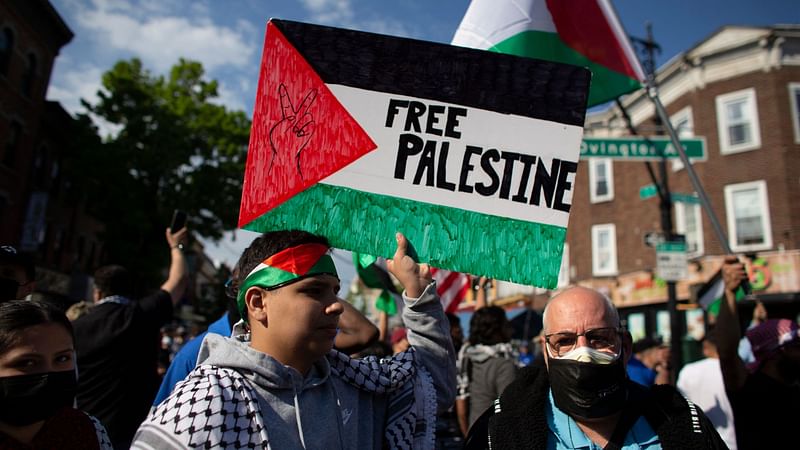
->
xmin=293 ymin=387 xmax=307 ymax=449
xmin=331 ymin=381 xmax=345 ymax=449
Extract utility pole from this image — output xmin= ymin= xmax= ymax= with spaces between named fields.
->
xmin=631 ymin=24 xmax=682 ymax=382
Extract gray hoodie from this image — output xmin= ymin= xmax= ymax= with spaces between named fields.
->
xmin=132 ymin=282 xmax=455 ymax=449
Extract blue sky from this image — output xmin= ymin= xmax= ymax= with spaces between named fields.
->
xmin=46 ymin=0 xmax=798 ymax=269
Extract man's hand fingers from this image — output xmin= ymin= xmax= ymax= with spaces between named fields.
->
xmin=166 ymin=227 xmax=187 ymax=246
xmin=419 ymin=264 xmax=432 ymax=282
xmin=393 ymin=232 xmax=408 ymax=262
xmin=722 ymin=256 xmax=747 ymax=291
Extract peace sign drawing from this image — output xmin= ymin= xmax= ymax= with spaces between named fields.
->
xmin=268 ymin=83 xmax=318 ymax=181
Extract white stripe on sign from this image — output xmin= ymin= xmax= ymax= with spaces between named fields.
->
xmin=323 ymin=85 xmax=583 ymax=228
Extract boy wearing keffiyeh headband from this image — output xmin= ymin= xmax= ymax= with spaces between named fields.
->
xmin=133 ymin=230 xmax=456 ymax=450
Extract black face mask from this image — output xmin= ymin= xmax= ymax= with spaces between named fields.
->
xmin=547 ymin=352 xmax=628 ymax=420
xmin=0 ymin=370 xmax=77 ymax=426
xmin=0 ymin=278 xmax=19 ymax=303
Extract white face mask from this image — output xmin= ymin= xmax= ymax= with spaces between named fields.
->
xmin=553 ymin=346 xmax=618 ymax=364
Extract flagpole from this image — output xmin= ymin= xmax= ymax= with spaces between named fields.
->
xmin=627 ymin=28 xmax=752 ymax=296
xmin=646 ymin=89 xmax=728 ymax=255
xmin=644 ymin=86 xmax=753 ymax=294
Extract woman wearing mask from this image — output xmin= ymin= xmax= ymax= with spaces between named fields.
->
xmin=0 ymin=300 xmax=111 ymax=449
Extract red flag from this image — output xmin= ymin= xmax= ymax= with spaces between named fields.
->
xmin=431 ymin=268 xmax=471 ymax=313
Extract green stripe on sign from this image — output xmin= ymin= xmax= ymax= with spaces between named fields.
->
xmin=242 ymin=183 xmax=566 ymax=288
xmin=491 ymin=30 xmax=641 ymax=107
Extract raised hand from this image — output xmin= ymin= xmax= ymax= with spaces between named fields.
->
xmin=268 ymin=83 xmax=317 ymax=180
xmin=721 ymin=255 xmax=747 ymax=295
xmin=386 ymin=232 xmax=431 ymax=299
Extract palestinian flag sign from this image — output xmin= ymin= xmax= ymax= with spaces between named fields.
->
xmin=239 ymin=19 xmax=590 ymax=288
xmin=452 ymin=0 xmax=646 ymax=107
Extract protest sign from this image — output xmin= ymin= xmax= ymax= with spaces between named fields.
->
xmin=239 ymin=19 xmax=590 ymax=288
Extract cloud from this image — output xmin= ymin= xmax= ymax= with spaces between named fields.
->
xmin=212 ymin=80 xmax=249 ymax=113
xmin=76 ymin=0 xmax=256 ymax=74
xmin=357 ymin=19 xmax=413 ymax=38
xmin=46 ymin=63 xmax=104 ymax=114
xmin=301 ymin=0 xmax=355 ymax=24
xmin=299 ymin=0 xmax=412 ymax=38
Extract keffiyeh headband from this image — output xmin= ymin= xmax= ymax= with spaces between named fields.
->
xmin=236 ymin=243 xmax=339 ymax=320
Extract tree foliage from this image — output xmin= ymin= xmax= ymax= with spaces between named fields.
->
xmin=76 ymin=58 xmax=250 ymax=286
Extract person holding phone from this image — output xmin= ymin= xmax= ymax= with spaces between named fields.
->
xmin=72 ymin=221 xmax=188 ymax=449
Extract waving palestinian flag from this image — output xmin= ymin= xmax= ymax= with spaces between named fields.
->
xmin=452 ymin=0 xmax=646 ymax=106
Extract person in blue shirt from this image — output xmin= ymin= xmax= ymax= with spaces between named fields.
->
xmin=627 ymin=337 xmax=671 ymax=387
xmin=465 ymin=286 xmax=725 ymax=450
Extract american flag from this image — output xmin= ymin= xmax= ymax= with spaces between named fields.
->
xmin=430 ymin=268 xmax=471 ymax=313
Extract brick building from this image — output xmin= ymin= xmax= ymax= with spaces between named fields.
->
xmin=464 ymin=25 xmax=800 ymax=351
xmin=0 ymin=0 xmax=106 ymax=301
xmin=1 ymin=1 xmax=226 ymax=316
xmin=0 ymin=0 xmax=72 ymax=248
xmin=567 ymin=25 xmax=800 ymax=342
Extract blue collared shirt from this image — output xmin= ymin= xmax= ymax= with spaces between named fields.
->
xmin=545 ymin=390 xmax=661 ymax=450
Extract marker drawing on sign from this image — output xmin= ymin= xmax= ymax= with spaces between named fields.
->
xmin=268 ymin=83 xmax=318 ymax=181
xmin=240 ymin=20 xmax=590 ymax=288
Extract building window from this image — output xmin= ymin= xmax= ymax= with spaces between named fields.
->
xmin=21 ymin=53 xmax=36 ymax=98
xmin=0 ymin=28 xmax=13 ymax=76
xmin=675 ymin=201 xmax=704 ymax=258
xmin=724 ymin=180 xmax=772 ymax=251
xmin=592 ymin=224 xmax=618 ymax=276
xmin=3 ymin=122 xmax=23 ymax=168
xmin=589 ymin=159 xmax=614 ymax=203
xmin=789 ymin=83 xmax=800 ymax=144
xmin=670 ymin=106 xmax=694 ymax=171
xmin=715 ymin=88 xmax=761 ymax=154
xmin=33 ymin=145 xmax=47 ymax=187
xmin=49 ymin=159 xmax=61 ymax=197
xmin=557 ymin=243 xmax=570 ymax=287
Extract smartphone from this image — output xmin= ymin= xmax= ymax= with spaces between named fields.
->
xmin=170 ymin=209 xmax=187 ymax=232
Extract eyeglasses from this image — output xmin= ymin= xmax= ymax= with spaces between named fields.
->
xmin=224 ymin=278 xmax=237 ymax=299
xmin=544 ymin=327 xmax=622 ymax=357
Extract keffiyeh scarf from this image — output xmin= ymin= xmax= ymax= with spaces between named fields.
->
xmin=135 ymin=348 xmax=436 ymax=450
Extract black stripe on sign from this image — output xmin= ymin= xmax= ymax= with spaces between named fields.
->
xmin=271 ymin=19 xmax=590 ymax=127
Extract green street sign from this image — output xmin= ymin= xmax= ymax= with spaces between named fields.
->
xmin=581 ymin=136 xmax=706 ymax=160
xmin=671 ymin=193 xmax=700 ymax=204
xmin=656 ymin=241 xmax=687 ymax=253
xmin=639 ymin=184 xmax=658 ymax=200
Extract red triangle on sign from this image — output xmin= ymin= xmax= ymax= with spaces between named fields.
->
xmin=238 ymin=21 xmax=377 ymax=228
xmin=264 ymin=243 xmax=329 ymax=275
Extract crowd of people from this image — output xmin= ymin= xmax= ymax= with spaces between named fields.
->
xmin=0 ymin=228 xmax=798 ymax=449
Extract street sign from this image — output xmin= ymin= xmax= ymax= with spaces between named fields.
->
xmin=671 ymin=192 xmax=700 ymax=204
xmin=656 ymin=241 xmax=688 ymax=281
xmin=643 ymin=231 xmax=664 ymax=248
xmin=639 ymin=184 xmax=658 ymax=200
xmin=581 ymin=136 xmax=706 ymax=160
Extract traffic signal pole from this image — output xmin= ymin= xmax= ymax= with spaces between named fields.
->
xmin=624 ymin=24 xmax=680 ymax=381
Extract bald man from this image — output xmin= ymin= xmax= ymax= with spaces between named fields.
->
xmin=465 ymin=287 xmax=724 ymax=450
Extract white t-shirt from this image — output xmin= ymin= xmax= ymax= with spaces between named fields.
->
xmin=677 ymin=357 xmax=737 ymax=450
